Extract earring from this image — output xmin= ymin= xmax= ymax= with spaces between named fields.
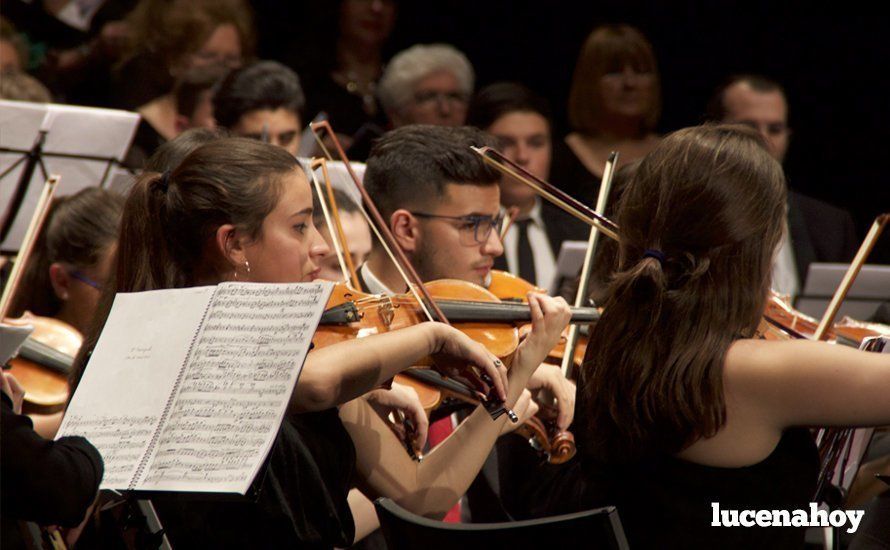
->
xmin=244 ymin=260 xmax=251 ymax=277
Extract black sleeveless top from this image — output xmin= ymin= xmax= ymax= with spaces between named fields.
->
xmin=155 ymin=408 xmax=357 ymax=549
xmin=597 ymin=428 xmax=819 ymax=549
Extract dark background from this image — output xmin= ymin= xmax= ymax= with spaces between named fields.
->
xmin=256 ymin=0 xmax=889 ymax=262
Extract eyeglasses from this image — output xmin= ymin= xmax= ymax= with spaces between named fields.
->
xmin=410 ymin=211 xmax=504 ymax=245
xmin=412 ymin=90 xmax=470 ymax=107
xmin=69 ymin=269 xmax=103 ymax=291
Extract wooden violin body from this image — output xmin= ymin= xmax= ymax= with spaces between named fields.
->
xmin=3 ymin=312 xmax=79 ymax=414
xmin=757 ymin=292 xmax=883 ymax=346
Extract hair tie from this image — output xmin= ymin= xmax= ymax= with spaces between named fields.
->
xmin=642 ymin=248 xmax=666 ymax=265
xmin=158 ymin=171 xmax=171 ymax=192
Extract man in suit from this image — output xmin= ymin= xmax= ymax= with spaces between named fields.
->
xmin=706 ymin=75 xmax=857 ymax=298
xmin=467 ymin=83 xmax=589 ymax=291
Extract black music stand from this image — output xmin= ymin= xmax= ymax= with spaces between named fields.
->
xmin=0 ymin=100 xmax=139 ymax=253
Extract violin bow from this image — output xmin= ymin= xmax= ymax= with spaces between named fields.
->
xmin=559 ymin=152 xmax=618 ymax=379
xmin=499 ymin=205 xmax=520 ymax=241
xmin=0 ymin=175 xmax=60 ymax=319
xmin=310 ymin=122 xmax=513 ymax=418
xmin=308 ymin=158 xmax=362 ymax=291
xmin=472 ymin=146 xmax=619 ymax=241
xmin=813 ymin=213 xmax=889 ymax=340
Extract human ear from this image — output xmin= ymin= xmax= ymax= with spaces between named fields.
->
xmin=390 ymin=209 xmax=418 ymax=253
xmin=48 ymin=263 xmax=72 ymax=301
xmin=214 ymin=224 xmax=249 ymax=272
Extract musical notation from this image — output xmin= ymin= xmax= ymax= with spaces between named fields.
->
xmin=137 ymin=282 xmax=328 ymax=492
xmin=57 ymin=282 xmax=332 ymax=494
xmin=61 ymin=414 xmax=157 ymax=487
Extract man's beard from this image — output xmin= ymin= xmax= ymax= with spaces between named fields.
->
xmin=412 ymin=242 xmax=443 ymax=283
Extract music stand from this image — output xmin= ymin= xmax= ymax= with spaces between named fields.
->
xmin=0 ymin=100 xmax=139 ymax=253
xmin=796 ymin=263 xmax=890 ymax=321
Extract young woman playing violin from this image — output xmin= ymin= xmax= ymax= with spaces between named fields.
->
xmin=576 ymin=124 xmax=890 ymax=549
xmin=72 ymin=137 xmax=571 ymax=548
xmin=6 ymin=188 xmax=123 ymax=438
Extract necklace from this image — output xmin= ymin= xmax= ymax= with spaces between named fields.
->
xmin=333 ymin=69 xmax=378 ymax=116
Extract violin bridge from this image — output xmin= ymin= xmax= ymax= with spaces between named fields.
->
xmin=378 ymin=299 xmax=395 ymax=327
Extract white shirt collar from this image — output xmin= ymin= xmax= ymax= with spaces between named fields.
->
xmin=360 ymin=262 xmax=395 ymax=295
xmin=517 ymin=197 xmax=544 ymax=226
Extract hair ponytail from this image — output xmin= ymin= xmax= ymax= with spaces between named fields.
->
xmin=116 ymin=172 xmax=179 ymax=291
xmin=580 ymin=124 xmax=786 ymax=463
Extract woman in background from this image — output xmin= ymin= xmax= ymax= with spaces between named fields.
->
xmin=553 ymin=24 xmax=661 ymax=206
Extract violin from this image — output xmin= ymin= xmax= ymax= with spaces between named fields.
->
xmin=314 ymin=278 xmax=597 ymax=463
xmin=315 ymin=280 xmax=520 ymax=401
xmin=758 ymin=292 xmax=884 ymax=346
xmin=3 ymin=312 xmax=78 ymax=414
xmin=0 ymin=175 xmax=77 ymax=415
xmin=487 ymin=270 xmax=589 ymax=370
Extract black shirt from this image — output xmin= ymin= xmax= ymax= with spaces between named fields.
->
xmin=154 ymin=408 xmax=357 ymax=549
xmin=1 ymin=391 xmax=104 ymax=549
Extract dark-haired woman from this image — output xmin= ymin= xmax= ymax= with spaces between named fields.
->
xmin=9 ymin=188 xmax=123 ymax=438
xmin=10 ymin=188 xmax=123 ymax=336
xmin=73 ymin=137 xmax=570 ymax=548
xmin=577 ymin=124 xmax=890 ymax=548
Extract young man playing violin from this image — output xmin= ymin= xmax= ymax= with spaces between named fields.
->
xmin=359 ymin=124 xmax=576 ymax=522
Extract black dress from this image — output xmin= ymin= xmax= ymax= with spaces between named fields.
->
xmin=1 ymin=392 xmax=105 ymax=549
xmin=301 ymin=70 xmax=387 ymax=162
xmin=602 ymin=428 xmax=820 ymax=549
xmin=154 ymin=408 xmax=357 ymax=549
xmin=549 ymin=138 xmax=601 ymax=209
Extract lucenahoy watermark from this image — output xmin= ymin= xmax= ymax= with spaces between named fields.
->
xmin=711 ymin=502 xmax=864 ymax=533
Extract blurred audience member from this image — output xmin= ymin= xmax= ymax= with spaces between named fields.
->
xmin=556 ymin=24 xmax=661 ymax=205
xmin=0 ymin=70 xmax=52 ymax=102
xmin=467 ymin=82 xmax=587 ymax=290
xmin=377 ymin=43 xmax=473 ymax=128
xmin=126 ymin=64 xmax=226 ymax=168
xmin=303 ymin=0 xmax=396 ymax=154
xmin=0 ymin=17 xmax=28 ymax=73
xmin=706 ymin=74 xmax=857 ymax=296
xmin=113 ymin=0 xmax=253 ymax=110
xmin=213 ymin=61 xmax=305 ymax=156
xmin=4 ymin=1 xmax=138 ymax=106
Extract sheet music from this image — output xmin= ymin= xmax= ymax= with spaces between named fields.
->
xmin=0 ymin=100 xmax=139 ymax=251
xmin=136 ymin=281 xmax=332 ymax=493
xmin=57 ymin=287 xmax=216 ymax=489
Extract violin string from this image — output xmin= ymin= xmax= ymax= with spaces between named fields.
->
xmin=309 ymin=160 xmax=352 ymax=285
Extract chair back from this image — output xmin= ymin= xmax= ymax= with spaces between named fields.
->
xmin=374 ymin=498 xmax=629 ymax=550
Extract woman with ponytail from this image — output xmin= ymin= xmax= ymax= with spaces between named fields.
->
xmin=72 ymin=137 xmax=570 ymax=548
xmin=578 ymin=124 xmax=890 ymax=548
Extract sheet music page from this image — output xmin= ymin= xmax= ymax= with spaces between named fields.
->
xmin=136 ymin=281 xmax=333 ymax=494
xmin=57 ymin=287 xmax=216 ymax=489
